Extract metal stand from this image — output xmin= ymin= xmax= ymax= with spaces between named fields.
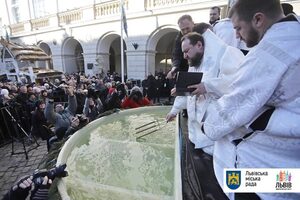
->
xmin=4 ymin=107 xmax=39 ymax=159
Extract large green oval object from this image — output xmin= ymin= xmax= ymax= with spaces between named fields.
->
xmin=57 ymin=106 xmax=182 ymax=200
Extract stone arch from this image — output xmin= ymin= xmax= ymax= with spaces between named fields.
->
xmin=61 ymin=37 xmax=84 ymax=74
xmin=96 ymin=31 xmax=127 ymax=76
xmin=145 ymin=25 xmax=179 ymax=76
xmin=39 ymin=42 xmax=53 ymax=69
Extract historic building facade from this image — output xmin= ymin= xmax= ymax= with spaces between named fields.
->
xmin=1 ymin=0 xmax=299 ymax=80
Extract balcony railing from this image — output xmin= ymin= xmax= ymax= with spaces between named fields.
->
xmin=7 ymin=0 xmax=226 ymax=35
xmin=58 ymin=10 xmax=83 ymax=24
xmin=145 ymin=0 xmax=189 ymax=9
xmin=10 ymin=23 xmax=25 ymax=34
xmin=31 ymin=18 xmax=49 ymax=30
xmin=95 ymin=0 xmax=128 ymax=17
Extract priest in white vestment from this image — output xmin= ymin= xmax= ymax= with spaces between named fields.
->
xmin=166 ymin=29 xmax=244 ymax=155
xmin=201 ymin=0 xmax=300 ymax=199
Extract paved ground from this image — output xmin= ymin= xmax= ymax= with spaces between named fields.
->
xmin=0 ymin=138 xmax=48 ymax=198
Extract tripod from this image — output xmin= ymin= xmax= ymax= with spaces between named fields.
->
xmin=4 ymin=107 xmax=39 ymax=159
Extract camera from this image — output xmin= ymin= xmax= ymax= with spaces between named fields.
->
xmin=76 ymin=114 xmax=88 ymax=124
xmin=87 ymin=88 xmax=99 ymax=99
xmin=32 ymin=164 xmax=68 ymax=186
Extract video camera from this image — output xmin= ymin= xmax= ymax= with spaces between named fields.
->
xmin=32 ymin=164 xmax=68 ymax=186
xmin=76 ymin=114 xmax=89 ymax=125
xmin=87 ymin=88 xmax=99 ymax=99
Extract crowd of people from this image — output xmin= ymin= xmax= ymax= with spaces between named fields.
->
xmin=1 ymin=0 xmax=299 ymax=199
xmin=0 ymin=71 xmax=175 ymax=144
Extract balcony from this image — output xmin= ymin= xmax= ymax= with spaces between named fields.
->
xmin=94 ymin=0 xmax=128 ymax=18
xmin=145 ymin=0 xmax=189 ymax=9
xmin=10 ymin=23 xmax=25 ymax=34
xmin=7 ymin=0 xmax=227 ymax=36
xmin=58 ymin=9 xmax=83 ymax=25
xmin=31 ymin=18 xmax=50 ymax=30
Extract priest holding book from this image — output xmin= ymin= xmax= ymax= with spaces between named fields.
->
xmin=166 ymin=30 xmax=244 ymax=199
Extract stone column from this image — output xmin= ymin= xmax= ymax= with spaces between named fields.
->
xmin=95 ymin=52 xmax=110 ymax=76
xmin=126 ymin=50 xmax=156 ymax=80
xmin=145 ymin=50 xmax=156 ymax=76
xmin=126 ymin=50 xmax=146 ymax=80
xmin=82 ymin=52 xmax=96 ymax=77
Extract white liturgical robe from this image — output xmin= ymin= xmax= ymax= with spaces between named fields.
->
xmin=169 ymin=29 xmax=244 ymax=155
xmin=204 ymin=16 xmax=300 ymax=200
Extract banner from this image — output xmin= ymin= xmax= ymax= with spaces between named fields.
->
xmin=224 ymin=168 xmax=300 ymax=193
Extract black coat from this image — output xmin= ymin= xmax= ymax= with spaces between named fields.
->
xmin=172 ymin=32 xmax=189 ymax=73
xmin=31 ymin=109 xmax=49 ymax=140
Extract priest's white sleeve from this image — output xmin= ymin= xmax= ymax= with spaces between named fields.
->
xmin=204 ymin=46 xmax=244 ymax=97
xmin=202 ymin=46 xmax=289 ymax=140
xmin=169 ymin=96 xmax=187 ymax=115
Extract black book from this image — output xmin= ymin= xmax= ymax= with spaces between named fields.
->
xmin=175 ymin=71 xmax=203 ymax=96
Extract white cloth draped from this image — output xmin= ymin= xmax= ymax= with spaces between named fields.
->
xmin=205 ymin=19 xmax=300 ymax=200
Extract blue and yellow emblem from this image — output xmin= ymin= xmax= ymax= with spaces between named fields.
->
xmin=226 ymin=170 xmax=241 ymax=190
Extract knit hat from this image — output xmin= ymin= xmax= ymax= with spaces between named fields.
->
xmin=131 ymin=86 xmax=142 ymax=94
xmin=0 ymin=89 xmax=10 ymax=99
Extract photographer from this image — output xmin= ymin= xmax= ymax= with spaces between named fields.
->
xmin=2 ymin=164 xmax=67 ymax=200
xmin=31 ymin=100 xmax=50 ymax=140
xmin=63 ymin=114 xmax=89 ymax=138
xmin=14 ymin=85 xmax=32 ymax=132
xmin=83 ymin=89 xmax=103 ymax=121
xmin=44 ymin=86 xmax=77 ymax=132
xmin=116 ymin=82 xmax=127 ymax=101
xmin=49 ymin=82 xmax=67 ymax=102
xmin=2 ymin=176 xmax=51 ymax=200
xmin=104 ymin=87 xmax=121 ymax=111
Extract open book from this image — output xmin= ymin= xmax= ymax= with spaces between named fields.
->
xmin=175 ymin=71 xmax=203 ymax=96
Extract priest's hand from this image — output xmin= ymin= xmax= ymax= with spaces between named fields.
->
xmin=166 ymin=67 xmax=177 ymax=79
xmin=170 ymin=88 xmax=177 ymax=96
xmin=188 ymin=83 xmax=206 ymax=96
xmin=166 ymin=112 xmax=176 ymax=123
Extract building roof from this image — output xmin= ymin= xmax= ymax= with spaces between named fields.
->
xmin=0 ymin=37 xmax=51 ymax=61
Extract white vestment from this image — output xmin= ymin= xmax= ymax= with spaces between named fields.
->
xmin=169 ymin=29 xmax=244 ymax=155
xmin=204 ymin=18 xmax=300 ymax=200
xmin=213 ymin=18 xmax=250 ymax=51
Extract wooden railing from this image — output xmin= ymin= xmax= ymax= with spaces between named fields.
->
xmin=58 ymin=10 xmax=82 ymax=24
xmin=95 ymin=0 xmax=128 ymax=17
xmin=31 ymin=18 xmax=49 ymax=30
